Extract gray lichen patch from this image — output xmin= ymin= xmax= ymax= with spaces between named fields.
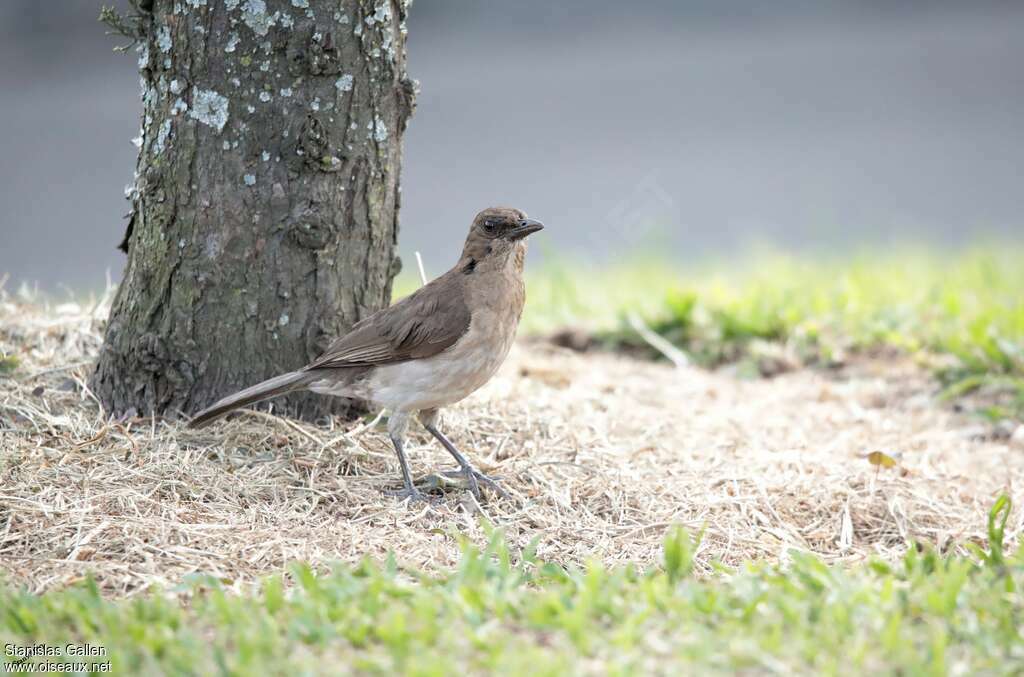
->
xmin=171 ymin=98 xmax=189 ymax=116
xmin=335 ymin=74 xmax=353 ymax=92
xmin=241 ymin=0 xmax=276 ymax=37
xmin=364 ymin=3 xmax=391 ymax=26
xmin=372 ymin=115 xmax=388 ymax=142
xmin=203 ymin=233 xmax=222 ymax=258
xmin=153 ymin=119 xmax=173 ymax=154
xmin=156 ymin=26 xmax=172 ymax=53
xmin=189 ymin=89 xmax=230 ymax=132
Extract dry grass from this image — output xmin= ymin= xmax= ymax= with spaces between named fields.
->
xmin=1 ymin=292 xmax=1021 ymax=597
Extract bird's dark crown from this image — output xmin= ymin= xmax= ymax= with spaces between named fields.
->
xmin=472 ymin=207 xmax=527 ymax=237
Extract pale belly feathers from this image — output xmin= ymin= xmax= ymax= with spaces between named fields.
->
xmin=308 ymin=303 xmax=519 ymax=413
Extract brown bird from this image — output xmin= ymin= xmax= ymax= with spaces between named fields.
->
xmin=189 ymin=207 xmax=544 ymax=503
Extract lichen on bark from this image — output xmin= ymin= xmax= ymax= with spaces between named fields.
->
xmin=93 ymin=0 xmax=415 ymax=420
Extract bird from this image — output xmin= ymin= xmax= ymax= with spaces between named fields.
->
xmin=188 ymin=207 xmax=544 ymax=503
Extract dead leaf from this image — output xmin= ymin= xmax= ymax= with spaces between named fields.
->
xmin=866 ymin=450 xmax=902 ymax=469
xmin=519 ymin=365 xmax=571 ymax=389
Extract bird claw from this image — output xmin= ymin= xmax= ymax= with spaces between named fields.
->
xmin=383 ymin=486 xmax=437 ymax=506
xmin=439 ymin=468 xmax=509 ymax=500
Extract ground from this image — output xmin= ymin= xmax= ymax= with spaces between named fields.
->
xmin=2 ymin=299 xmax=1020 ymax=596
xmin=2 ymin=272 xmax=1023 ymax=673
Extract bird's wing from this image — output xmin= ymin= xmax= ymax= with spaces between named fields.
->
xmin=305 ymin=272 xmax=471 ymax=370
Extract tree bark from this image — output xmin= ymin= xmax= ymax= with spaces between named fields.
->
xmin=92 ymin=0 xmax=414 ymax=420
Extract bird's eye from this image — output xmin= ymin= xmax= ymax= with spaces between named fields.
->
xmin=483 ymin=220 xmax=497 ymax=233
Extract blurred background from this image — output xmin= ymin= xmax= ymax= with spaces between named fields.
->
xmin=1 ymin=0 xmax=1022 ymax=293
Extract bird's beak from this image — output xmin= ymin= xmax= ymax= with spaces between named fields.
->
xmin=508 ymin=218 xmax=545 ymax=240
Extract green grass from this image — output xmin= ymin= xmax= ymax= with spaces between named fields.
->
xmin=2 ymin=499 xmax=1020 ymax=675
xmin=0 ymin=354 xmax=19 ymax=375
xmin=399 ymin=245 xmax=1024 ymax=419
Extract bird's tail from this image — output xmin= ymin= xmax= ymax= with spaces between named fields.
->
xmin=187 ymin=370 xmax=313 ymax=429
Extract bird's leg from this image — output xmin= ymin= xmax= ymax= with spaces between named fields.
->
xmin=418 ymin=409 xmax=509 ymax=500
xmin=383 ymin=412 xmax=431 ymax=504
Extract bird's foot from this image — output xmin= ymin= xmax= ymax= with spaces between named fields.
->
xmin=383 ymin=485 xmax=437 ymax=506
xmin=440 ymin=467 xmax=510 ymax=500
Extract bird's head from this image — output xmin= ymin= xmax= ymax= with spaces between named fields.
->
xmin=460 ymin=207 xmax=544 ymax=270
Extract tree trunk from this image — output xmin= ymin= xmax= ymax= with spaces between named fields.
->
xmin=92 ymin=0 xmax=414 ymax=420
